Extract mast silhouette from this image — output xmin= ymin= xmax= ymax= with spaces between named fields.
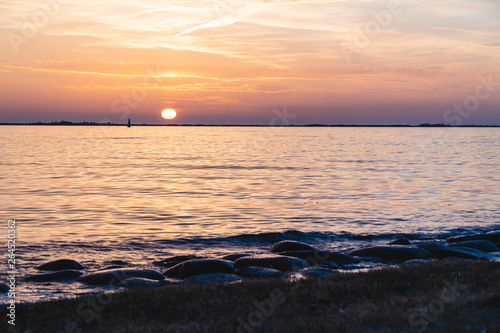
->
xmin=127 ymin=118 xmax=131 ymax=128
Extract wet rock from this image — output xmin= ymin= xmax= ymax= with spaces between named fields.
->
xmin=352 ymin=235 xmax=373 ymax=240
xmin=234 ymin=255 xmax=309 ymax=272
xmin=108 ymin=260 xmax=129 ymax=266
xmin=37 ymin=259 xmax=84 ymax=271
xmin=153 ymin=255 xmax=201 ymax=268
xmin=349 ymin=246 xmax=431 ymax=262
xmin=389 ymin=239 xmax=412 ymax=246
xmin=235 ymin=266 xmax=284 ymax=279
xmin=99 ymin=265 xmax=124 ymax=271
xmin=26 ymin=270 xmax=83 ymax=282
xmin=118 ymin=278 xmax=170 ymax=289
xmin=163 ymin=259 xmax=234 ymax=279
xmin=449 ymin=240 xmax=499 ymax=253
xmin=416 ymin=242 xmax=449 ymax=258
xmin=78 ymin=269 xmax=164 ymax=285
xmin=447 ymin=232 xmax=500 ymax=244
xmin=435 ymin=247 xmax=493 ymax=260
xmin=270 ymin=240 xmax=318 ymax=253
xmin=297 ymin=266 xmax=337 ymax=278
xmin=277 ymin=250 xmax=359 ymax=265
xmin=0 ymin=283 xmax=10 ymax=293
xmin=182 ymin=273 xmax=243 ymax=284
xmin=318 ymin=262 xmax=338 ymax=270
xmin=221 ymin=254 xmax=250 ymax=261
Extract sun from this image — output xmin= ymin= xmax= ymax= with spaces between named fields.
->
xmin=161 ymin=108 xmax=177 ymax=120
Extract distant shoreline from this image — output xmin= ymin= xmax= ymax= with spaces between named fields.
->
xmin=1 ymin=122 xmax=499 ymax=127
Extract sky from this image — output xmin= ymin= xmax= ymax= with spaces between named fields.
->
xmin=1 ymin=0 xmax=500 ymax=125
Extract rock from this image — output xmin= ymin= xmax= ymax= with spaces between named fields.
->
xmin=417 ymin=242 xmax=449 ymax=258
xmin=108 ymin=260 xmax=129 ymax=266
xmin=389 ymin=239 xmax=412 ymax=246
xmin=270 ymin=240 xmax=318 ymax=253
xmin=447 ymin=232 xmax=500 ymax=244
xmin=99 ymin=265 xmax=124 ymax=271
xmin=318 ymin=262 xmax=338 ymax=269
xmin=276 ymin=250 xmax=359 ymax=265
xmin=37 ymin=259 xmax=84 ymax=271
xmin=163 ymin=259 xmax=234 ymax=279
xmin=118 ymin=278 xmax=170 ymax=289
xmin=182 ymin=273 xmax=243 ymax=284
xmin=448 ymin=240 xmax=499 ymax=253
xmin=221 ymin=254 xmax=250 ymax=261
xmin=0 ymin=283 xmax=9 ymax=293
xmin=435 ymin=247 xmax=493 ymax=260
xmin=235 ymin=266 xmax=284 ymax=279
xmin=77 ymin=269 xmax=164 ymax=285
xmin=234 ymin=255 xmax=309 ymax=272
xmin=297 ymin=266 xmax=337 ymax=278
xmin=352 ymin=235 xmax=373 ymax=240
xmin=26 ymin=270 xmax=83 ymax=282
xmin=153 ymin=255 xmax=201 ymax=267
xmin=349 ymin=246 xmax=431 ymax=262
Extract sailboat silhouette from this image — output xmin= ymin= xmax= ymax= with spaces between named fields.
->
xmin=127 ymin=119 xmax=131 ymax=128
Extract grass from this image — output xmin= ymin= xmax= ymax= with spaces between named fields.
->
xmin=2 ymin=260 xmax=500 ymax=332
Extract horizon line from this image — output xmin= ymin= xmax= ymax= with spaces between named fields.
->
xmin=1 ymin=121 xmax=500 ymax=127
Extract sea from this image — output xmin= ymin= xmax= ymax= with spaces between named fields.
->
xmin=1 ymin=125 xmax=499 ymax=302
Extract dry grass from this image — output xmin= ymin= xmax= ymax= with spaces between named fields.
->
xmin=2 ymin=260 xmax=500 ymax=332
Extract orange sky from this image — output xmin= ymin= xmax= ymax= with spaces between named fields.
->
xmin=1 ymin=0 xmax=500 ymax=125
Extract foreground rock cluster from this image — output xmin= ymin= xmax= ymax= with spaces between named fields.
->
xmin=2 ymin=232 xmax=499 ymax=294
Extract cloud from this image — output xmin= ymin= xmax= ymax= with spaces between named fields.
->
xmin=479 ymin=43 xmax=500 ymax=48
xmin=431 ymin=27 xmax=490 ymax=35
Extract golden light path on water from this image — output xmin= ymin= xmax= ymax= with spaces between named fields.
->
xmin=1 ymin=126 xmax=500 ymax=244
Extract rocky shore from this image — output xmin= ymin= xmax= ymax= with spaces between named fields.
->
xmin=1 ymin=231 xmax=500 ymax=332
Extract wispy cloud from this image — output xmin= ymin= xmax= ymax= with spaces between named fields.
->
xmin=431 ymin=26 xmax=490 ymax=35
xmin=479 ymin=43 xmax=500 ymax=48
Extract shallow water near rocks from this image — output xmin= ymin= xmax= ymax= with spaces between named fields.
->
xmin=1 ymin=126 xmax=499 ymax=302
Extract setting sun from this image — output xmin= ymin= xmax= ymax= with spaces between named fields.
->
xmin=161 ymin=108 xmax=177 ymax=120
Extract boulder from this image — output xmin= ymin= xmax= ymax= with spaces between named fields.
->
xmin=447 ymin=232 xmax=500 ymax=244
xmin=221 ymin=254 xmax=250 ymax=261
xmin=153 ymin=255 xmax=201 ymax=267
xmin=26 ymin=270 xmax=83 ymax=282
xmin=448 ymin=240 xmax=499 ymax=253
xmin=389 ymin=239 xmax=412 ymax=246
xmin=118 ymin=278 xmax=170 ymax=289
xmin=107 ymin=260 xmax=129 ymax=266
xmin=417 ymin=242 xmax=449 ymax=258
xmin=235 ymin=266 xmax=284 ymax=279
xmin=435 ymin=247 xmax=493 ymax=260
xmin=234 ymin=255 xmax=309 ymax=272
xmin=0 ymin=283 xmax=9 ymax=293
xmin=297 ymin=266 xmax=337 ymax=278
xmin=349 ymin=246 xmax=431 ymax=262
xmin=163 ymin=259 xmax=234 ymax=279
xmin=78 ymin=269 xmax=164 ymax=285
xmin=37 ymin=259 xmax=84 ymax=271
xmin=182 ymin=273 xmax=243 ymax=284
xmin=270 ymin=240 xmax=318 ymax=253
xmin=276 ymin=250 xmax=359 ymax=265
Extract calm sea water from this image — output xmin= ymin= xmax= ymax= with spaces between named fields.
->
xmin=1 ymin=126 xmax=499 ymax=301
